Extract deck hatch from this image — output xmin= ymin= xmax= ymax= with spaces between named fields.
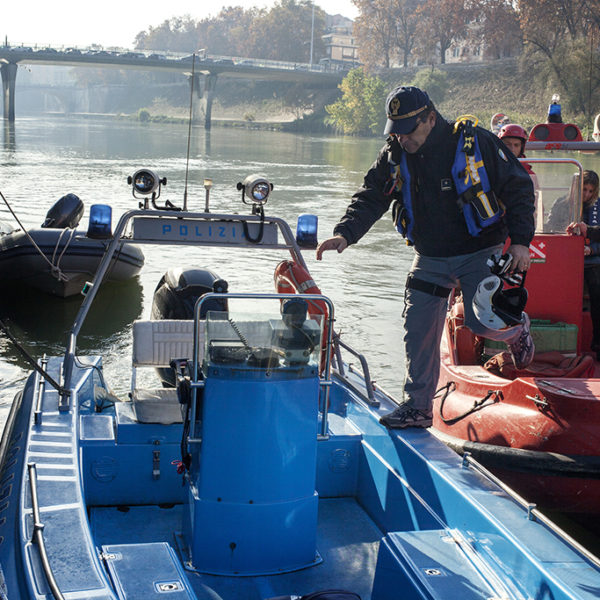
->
xmin=102 ymin=542 xmax=195 ymax=599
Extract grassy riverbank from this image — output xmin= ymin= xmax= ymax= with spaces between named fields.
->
xmin=129 ymin=58 xmax=594 ymax=137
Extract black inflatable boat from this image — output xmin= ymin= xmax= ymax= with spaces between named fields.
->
xmin=0 ymin=194 xmax=144 ymax=297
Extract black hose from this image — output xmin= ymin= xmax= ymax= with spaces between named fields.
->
xmin=437 ymin=381 xmax=502 ymax=425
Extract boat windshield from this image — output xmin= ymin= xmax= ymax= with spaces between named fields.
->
xmin=204 ymin=309 xmax=323 ymax=371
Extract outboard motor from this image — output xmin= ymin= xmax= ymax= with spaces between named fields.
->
xmin=41 ymin=193 xmax=84 ymax=228
xmin=151 ymin=267 xmax=228 ymax=386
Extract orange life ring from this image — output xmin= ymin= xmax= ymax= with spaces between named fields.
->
xmin=274 ymin=260 xmax=330 ymax=371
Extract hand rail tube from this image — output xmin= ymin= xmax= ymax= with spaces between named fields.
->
xmin=34 ymin=356 xmax=47 ymax=425
xmin=462 ymin=452 xmax=600 ymax=569
xmin=62 ymin=208 xmax=308 ymax=404
xmin=335 ymin=337 xmax=378 ymax=406
xmin=27 ymin=463 xmax=66 ymax=600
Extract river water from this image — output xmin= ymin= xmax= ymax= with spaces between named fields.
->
xmin=0 ymin=116 xmax=413 ymax=417
xmin=2 ymin=116 xmax=600 ymax=551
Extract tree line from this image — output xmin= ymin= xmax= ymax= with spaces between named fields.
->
xmin=134 ymin=0 xmax=327 ymax=64
xmin=70 ymin=0 xmax=598 ymax=135
xmin=131 ymin=0 xmax=599 ymax=119
xmin=327 ymin=0 xmax=600 ymax=134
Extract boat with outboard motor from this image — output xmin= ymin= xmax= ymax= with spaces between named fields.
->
xmin=2 ymin=168 xmax=600 ymax=600
xmin=0 ymin=192 xmax=144 ymax=297
xmin=432 ymin=112 xmax=600 ymax=515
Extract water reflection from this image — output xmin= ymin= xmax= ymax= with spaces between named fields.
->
xmin=0 ymin=277 xmax=143 ymax=370
xmin=2 ymin=121 xmax=16 ymax=153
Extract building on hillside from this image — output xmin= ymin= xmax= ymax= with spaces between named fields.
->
xmin=446 ymin=17 xmax=520 ymax=64
xmin=320 ymin=15 xmax=359 ymax=70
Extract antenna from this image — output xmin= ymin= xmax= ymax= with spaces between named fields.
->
xmin=588 ymin=30 xmax=594 ymax=140
xmin=183 ymin=52 xmax=197 ymax=211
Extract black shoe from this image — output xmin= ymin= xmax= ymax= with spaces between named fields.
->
xmin=379 ymin=405 xmax=432 ymax=429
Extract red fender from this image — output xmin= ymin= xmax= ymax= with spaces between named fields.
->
xmin=274 ymin=260 xmax=329 ymax=371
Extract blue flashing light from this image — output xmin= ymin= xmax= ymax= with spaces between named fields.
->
xmin=547 ymin=94 xmax=562 ymax=124
xmin=296 ymin=213 xmax=318 ymax=248
xmin=87 ymin=204 xmax=112 ymax=239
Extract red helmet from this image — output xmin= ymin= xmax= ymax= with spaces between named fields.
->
xmin=498 ymin=124 xmax=528 ymax=142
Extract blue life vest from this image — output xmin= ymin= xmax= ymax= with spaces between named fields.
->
xmin=391 ymin=116 xmax=504 ymax=242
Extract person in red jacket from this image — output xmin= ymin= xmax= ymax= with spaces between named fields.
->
xmin=498 ymin=123 xmax=538 ymax=185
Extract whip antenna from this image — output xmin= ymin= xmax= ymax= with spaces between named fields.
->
xmin=183 ymin=52 xmax=197 ymax=211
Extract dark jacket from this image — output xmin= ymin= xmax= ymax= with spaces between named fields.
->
xmin=583 ymin=197 xmax=600 ymax=264
xmin=587 ymin=224 xmax=600 ymax=244
xmin=333 ymin=113 xmax=535 ymax=257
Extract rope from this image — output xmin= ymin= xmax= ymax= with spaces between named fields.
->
xmin=228 ymin=318 xmax=252 ymax=354
xmin=50 ymin=227 xmax=77 ymax=280
xmin=0 ymin=319 xmax=69 ymax=396
xmin=436 ymin=381 xmax=503 ymax=425
xmin=0 ymin=189 xmax=69 ymax=282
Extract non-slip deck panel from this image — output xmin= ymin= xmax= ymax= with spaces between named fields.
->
xmin=103 ymin=542 xmax=195 ymax=600
xmin=372 ymin=530 xmax=494 ymax=600
xmin=90 ymin=497 xmax=381 ymax=600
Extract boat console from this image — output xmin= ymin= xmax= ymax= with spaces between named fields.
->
xmin=181 ymin=306 xmax=323 ymax=575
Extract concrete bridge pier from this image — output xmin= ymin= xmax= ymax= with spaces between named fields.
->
xmin=1 ymin=62 xmax=17 ymax=122
xmin=188 ymin=72 xmax=218 ymax=130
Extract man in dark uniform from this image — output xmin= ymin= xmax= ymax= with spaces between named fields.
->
xmin=317 ymin=86 xmax=535 ymax=428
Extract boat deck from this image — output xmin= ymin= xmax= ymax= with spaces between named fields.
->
xmin=90 ymin=497 xmax=381 ymax=600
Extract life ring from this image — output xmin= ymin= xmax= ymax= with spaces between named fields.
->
xmin=274 ymin=260 xmax=330 ymax=371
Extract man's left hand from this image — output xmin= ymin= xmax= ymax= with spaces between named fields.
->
xmin=507 ymin=244 xmax=531 ymax=272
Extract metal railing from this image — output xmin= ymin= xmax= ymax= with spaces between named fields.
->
xmin=188 ymin=292 xmax=335 ymax=440
xmin=61 ymin=208 xmax=310 ymax=406
xmin=27 ymin=463 xmax=65 ymax=600
xmin=461 ymin=452 xmax=600 ymax=569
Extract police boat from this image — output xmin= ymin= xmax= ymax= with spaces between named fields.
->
xmin=1 ymin=168 xmax=600 ymax=600
xmin=433 ymin=106 xmax=600 ymax=516
xmin=0 ymin=192 xmax=144 ymax=297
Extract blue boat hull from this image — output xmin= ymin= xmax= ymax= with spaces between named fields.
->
xmin=2 ymin=357 xmax=600 ymax=599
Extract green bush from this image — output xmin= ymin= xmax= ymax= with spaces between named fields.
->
xmin=325 ymin=68 xmax=387 ymax=135
xmin=138 ymin=108 xmax=151 ymax=122
xmin=411 ymin=69 xmax=448 ymax=105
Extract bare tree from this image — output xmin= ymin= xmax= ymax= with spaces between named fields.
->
xmin=353 ymin=0 xmax=413 ymax=69
xmin=414 ymin=0 xmax=475 ymax=64
xmin=470 ymin=0 xmax=522 ymax=60
xmin=518 ymin=0 xmax=600 ymax=115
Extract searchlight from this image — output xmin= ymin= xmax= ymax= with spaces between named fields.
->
xmin=237 ymin=175 xmax=273 ymax=211
xmin=128 ymin=169 xmax=179 ymax=211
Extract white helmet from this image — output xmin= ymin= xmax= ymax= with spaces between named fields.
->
xmin=472 ymin=275 xmax=528 ymax=331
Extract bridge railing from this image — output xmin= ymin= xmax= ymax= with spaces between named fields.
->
xmin=0 ymin=45 xmax=341 ymax=73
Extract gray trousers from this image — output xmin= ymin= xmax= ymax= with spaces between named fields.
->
xmin=403 ymin=244 xmax=521 ymax=411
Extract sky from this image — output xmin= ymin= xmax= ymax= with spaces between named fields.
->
xmin=3 ymin=0 xmax=358 ymax=50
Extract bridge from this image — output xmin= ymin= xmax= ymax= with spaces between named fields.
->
xmin=0 ymin=46 xmax=344 ymax=128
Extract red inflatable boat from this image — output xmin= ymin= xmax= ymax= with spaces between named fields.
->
xmin=432 ymin=120 xmax=600 ymax=514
